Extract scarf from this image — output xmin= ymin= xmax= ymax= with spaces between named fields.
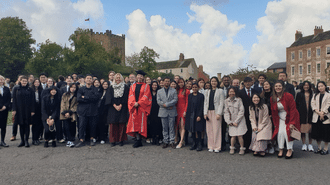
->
xmin=112 ymin=82 xmax=125 ymax=98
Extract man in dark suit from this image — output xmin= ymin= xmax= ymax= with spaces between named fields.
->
xmin=220 ymin=75 xmax=232 ymax=151
xmin=0 ymin=75 xmax=11 ymax=147
xmin=60 ymin=75 xmax=73 ymax=95
xmin=253 ymin=74 xmax=266 ymax=94
xmin=56 ymin=75 xmax=67 ymax=89
xmin=278 ymin=72 xmax=295 ymax=97
xmin=238 ymin=77 xmax=257 ymax=151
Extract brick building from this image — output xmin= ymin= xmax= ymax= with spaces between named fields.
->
xmin=77 ymin=29 xmax=125 ymax=65
xmin=156 ymin=53 xmax=209 ymax=81
xmin=287 ymin=26 xmax=330 ymax=85
xmin=267 ymin=62 xmax=286 ymax=73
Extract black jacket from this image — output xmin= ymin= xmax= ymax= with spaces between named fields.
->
xmin=238 ymin=88 xmax=258 ymax=125
xmin=0 ymin=86 xmax=11 ymax=110
xmin=41 ymin=94 xmax=60 ymax=122
xmin=77 ymin=85 xmax=101 ymax=117
xmin=296 ymin=92 xmax=313 ymax=124
xmin=284 ymin=82 xmax=295 ymax=98
xmin=12 ymin=85 xmax=35 ymax=125
xmin=185 ymin=92 xmax=205 ymax=132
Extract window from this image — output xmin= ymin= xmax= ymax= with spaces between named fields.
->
xmin=291 ymin=66 xmax=295 ymax=76
xmin=307 ymin=49 xmax=311 ymax=58
xmin=317 ymin=48 xmax=321 ymax=57
xmin=180 ymin=69 xmax=183 ymax=73
xmin=307 ymin=64 xmax=311 ymax=74
xmin=165 ymin=70 xmax=168 ymax=73
xmin=317 ymin=63 xmax=321 ymax=73
xmin=273 ymin=69 xmax=277 ymax=73
xmin=299 ymin=65 xmax=302 ymax=75
xmin=327 ymin=47 xmax=330 ymax=55
xmin=327 ymin=62 xmax=330 ymax=69
xmin=100 ymin=41 xmax=103 ymax=45
xmin=170 ymin=69 xmax=172 ymax=73
xmin=291 ymin=52 xmax=295 ymax=60
xmin=299 ymin=51 xmax=302 ymax=59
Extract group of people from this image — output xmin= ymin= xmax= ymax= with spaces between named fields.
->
xmin=0 ymin=70 xmax=330 ymax=159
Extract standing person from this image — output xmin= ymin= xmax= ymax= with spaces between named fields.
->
xmin=224 ymin=87 xmax=247 ymax=155
xmin=126 ymin=70 xmax=152 ymax=148
xmin=31 ymin=79 xmax=43 ymax=145
xmin=0 ymin=75 xmax=11 ymax=147
xmin=253 ymin=74 xmax=266 ymax=93
xmin=238 ymin=77 xmax=258 ymax=151
xmin=72 ymin=73 xmax=78 ymax=83
xmin=28 ymin=75 xmax=35 ymax=85
xmin=175 ymin=78 xmax=190 ymax=148
xmin=12 ymin=76 xmax=35 ymax=147
xmin=76 ymin=74 xmax=101 ymax=147
xmin=108 ymin=71 xmax=115 ymax=85
xmin=204 ymin=82 xmax=211 ymax=90
xmin=39 ymin=73 xmax=48 ymax=90
xmin=270 ymin=80 xmax=300 ymax=159
xmin=10 ymin=75 xmax=23 ymax=141
xmin=60 ymin=83 xmax=78 ymax=148
xmin=127 ymin=73 xmax=136 ymax=87
xmin=159 ymin=79 xmax=164 ymax=88
xmin=148 ymin=81 xmax=162 ymax=145
xmin=157 ymin=77 xmax=178 ymax=149
xmin=249 ymin=94 xmax=272 ymax=157
xmin=5 ymin=78 xmax=10 ymax=87
xmin=198 ymin=78 xmax=205 ymax=94
xmin=57 ymin=75 xmax=66 ymax=89
xmin=145 ymin=77 xmax=152 ymax=85
xmin=311 ymin=81 xmax=330 ymax=155
xmin=107 ymin=73 xmax=129 ymax=146
xmin=232 ymin=79 xmax=240 ymax=88
xmin=296 ymin=81 xmax=314 ymax=152
xmin=174 ymin=75 xmax=180 ymax=83
xmin=278 ymin=72 xmax=295 ymax=97
xmin=60 ymin=75 xmax=73 ymax=95
xmin=185 ymin=83 xmax=205 ymax=151
xmin=41 ymin=87 xmax=60 ymax=147
xmin=186 ymin=81 xmax=192 ymax=92
xmin=97 ymin=81 xmax=109 ymax=144
xmin=170 ymin=81 xmax=177 ymax=90
xmin=204 ymin=77 xmax=225 ymax=153
xmin=221 ymin=75 xmax=232 ymax=151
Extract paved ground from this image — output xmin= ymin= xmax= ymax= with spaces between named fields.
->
xmin=0 ymin=126 xmax=329 ymax=185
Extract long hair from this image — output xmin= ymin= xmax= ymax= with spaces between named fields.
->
xmin=271 ymin=80 xmax=285 ymax=103
xmin=301 ymin=81 xmax=313 ymax=95
xmin=150 ymin=80 xmax=160 ymax=93
xmin=314 ymin=81 xmax=327 ymax=100
xmin=112 ymin=73 xmax=124 ymax=85
xmin=30 ymin=79 xmax=43 ymax=92
xmin=209 ymin=76 xmax=220 ymax=88
xmin=249 ymin=93 xmax=264 ymax=110
xmin=260 ymin=80 xmax=273 ymax=99
xmin=65 ymin=83 xmax=79 ymax=97
xmin=176 ymin=78 xmax=187 ymax=95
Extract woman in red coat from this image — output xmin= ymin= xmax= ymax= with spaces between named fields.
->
xmin=270 ymin=80 xmax=300 ymax=159
xmin=175 ymin=78 xmax=190 ymax=148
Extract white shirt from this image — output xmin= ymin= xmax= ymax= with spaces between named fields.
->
xmin=0 ymin=86 xmax=3 ymax=96
xmin=41 ymin=83 xmax=47 ymax=89
xmin=245 ymin=88 xmax=251 ymax=97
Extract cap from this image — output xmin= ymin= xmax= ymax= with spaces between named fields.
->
xmin=136 ymin=70 xmax=147 ymax=76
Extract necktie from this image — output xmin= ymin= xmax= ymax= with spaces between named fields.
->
xmin=248 ymin=90 xmax=250 ymax=98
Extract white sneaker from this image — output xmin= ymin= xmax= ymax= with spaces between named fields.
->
xmin=308 ymin=144 xmax=314 ymax=152
xmin=69 ymin=142 xmax=75 ymax=148
xmin=66 ymin=142 xmax=70 ymax=147
xmin=214 ymin=150 xmax=220 ymax=153
xmin=208 ymin=149 xmax=214 ymax=152
xmin=268 ymin=147 xmax=275 ymax=154
xmin=100 ymin=140 xmax=105 ymax=144
xmin=302 ymin=144 xmax=307 ymax=151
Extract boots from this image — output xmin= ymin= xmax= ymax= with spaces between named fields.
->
xmin=133 ymin=140 xmax=143 ymax=148
xmin=18 ymin=140 xmax=25 ymax=147
xmin=52 ymin=141 xmax=57 ymax=147
xmin=44 ymin=141 xmax=49 ymax=148
xmin=190 ymin=134 xmax=197 ymax=150
xmin=196 ymin=138 xmax=203 ymax=151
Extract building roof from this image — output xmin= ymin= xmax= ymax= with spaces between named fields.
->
xmin=267 ymin=62 xmax=286 ymax=70
xmin=156 ymin=58 xmax=195 ymax=70
xmin=290 ymin=30 xmax=330 ymax=47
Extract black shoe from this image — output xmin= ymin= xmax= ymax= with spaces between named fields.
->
xmin=36 ymin=140 xmax=41 ymax=145
xmin=190 ymin=143 xmax=197 ymax=150
xmin=133 ymin=140 xmax=143 ymax=148
xmin=170 ymin=143 xmax=176 ymax=149
xmin=162 ymin=143 xmax=168 ymax=149
xmin=18 ymin=142 xmax=25 ymax=147
xmin=111 ymin=142 xmax=116 ymax=147
xmin=119 ymin=142 xmax=124 ymax=146
xmin=277 ymin=154 xmax=283 ymax=158
xmin=75 ymin=141 xmax=85 ymax=148
xmin=196 ymin=142 xmax=202 ymax=151
xmin=0 ymin=141 xmax=9 ymax=147
xmin=25 ymin=140 xmax=30 ymax=147
xmin=44 ymin=142 xmax=49 ymax=148
xmin=90 ymin=141 xmax=96 ymax=146
xmin=285 ymin=152 xmax=293 ymax=159
xmin=152 ymin=137 xmax=157 ymax=145
xmin=32 ymin=140 xmax=38 ymax=145
xmin=315 ymin=149 xmax=322 ymax=154
xmin=253 ymin=153 xmax=259 ymax=156
xmin=52 ymin=141 xmax=56 ymax=147
xmin=321 ymin=150 xmax=328 ymax=155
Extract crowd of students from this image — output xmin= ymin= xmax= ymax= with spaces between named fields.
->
xmin=0 ymin=70 xmax=329 ymax=159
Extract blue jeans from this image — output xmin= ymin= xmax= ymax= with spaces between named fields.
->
xmin=161 ymin=116 xmax=175 ymax=144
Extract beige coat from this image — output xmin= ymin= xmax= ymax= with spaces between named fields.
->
xmin=204 ymin=88 xmax=225 ymax=116
xmin=60 ymin=93 xmax=78 ymax=121
xmin=249 ymin=104 xmax=272 ymax=141
xmin=224 ymin=97 xmax=247 ymax=136
xmin=311 ymin=92 xmax=330 ymax=124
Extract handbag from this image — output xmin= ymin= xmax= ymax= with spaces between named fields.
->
xmin=47 ymin=116 xmax=56 ymax=132
xmin=290 ymin=126 xmax=301 ymax=140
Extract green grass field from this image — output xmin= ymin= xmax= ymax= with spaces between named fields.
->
xmin=7 ymin=111 xmax=13 ymax=125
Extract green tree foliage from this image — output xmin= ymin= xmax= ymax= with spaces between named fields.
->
xmin=0 ymin=17 xmax=35 ymax=80
xmin=26 ymin=39 xmax=67 ymax=78
xmin=230 ymin=64 xmax=279 ymax=83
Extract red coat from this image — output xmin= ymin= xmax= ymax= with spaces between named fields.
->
xmin=176 ymin=88 xmax=190 ymax=127
xmin=270 ymin=92 xmax=300 ymax=141
xmin=126 ymin=82 xmax=152 ymax=138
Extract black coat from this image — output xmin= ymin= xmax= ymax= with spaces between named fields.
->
xmin=12 ymin=85 xmax=35 ymax=125
xmin=238 ymin=88 xmax=258 ymax=125
xmin=77 ymin=86 xmax=100 ymax=117
xmin=296 ymin=92 xmax=313 ymax=124
xmin=185 ymin=92 xmax=205 ymax=132
xmin=148 ymin=91 xmax=162 ymax=137
xmin=0 ymin=86 xmax=11 ymax=128
xmin=106 ymin=84 xmax=129 ymax=124
xmin=41 ymin=94 xmax=60 ymax=122
xmin=56 ymin=81 xmax=67 ymax=89
xmin=41 ymin=86 xmax=61 ymax=100
xmin=285 ymin=82 xmax=295 ymax=98
xmin=32 ymin=87 xmax=43 ymax=125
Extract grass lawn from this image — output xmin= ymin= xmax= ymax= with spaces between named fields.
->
xmin=7 ymin=111 xmax=13 ymax=125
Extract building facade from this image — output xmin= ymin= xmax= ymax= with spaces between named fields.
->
xmin=156 ymin=53 xmax=209 ymax=81
xmin=287 ymin=26 xmax=330 ymax=85
xmin=267 ymin=62 xmax=286 ymax=73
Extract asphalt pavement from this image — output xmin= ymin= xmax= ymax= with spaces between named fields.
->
xmin=0 ymin=126 xmax=329 ymax=185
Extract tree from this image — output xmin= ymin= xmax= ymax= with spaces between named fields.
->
xmin=0 ymin=17 xmax=35 ymax=80
xmin=125 ymin=46 xmax=161 ymax=79
xmin=230 ymin=64 xmax=279 ymax=83
xmin=25 ymin=39 xmax=67 ymax=78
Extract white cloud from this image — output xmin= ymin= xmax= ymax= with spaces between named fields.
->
xmin=0 ymin=0 xmax=104 ymax=47
xmin=126 ymin=4 xmax=246 ymax=76
xmin=249 ymin=0 xmax=330 ymax=69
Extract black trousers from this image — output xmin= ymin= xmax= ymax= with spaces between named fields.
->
xmin=43 ymin=121 xmax=56 ymax=141
xmin=55 ymin=119 xmax=63 ymax=141
xmin=63 ymin=119 xmax=76 ymax=142
xmin=12 ymin=120 xmax=18 ymax=137
xmin=32 ymin=115 xmax=43 ymax=141
xmin=19 ymin=124 xmax=30 ymax=142
xmin=243 ymin=119 xmax=252 ymax=149
xmin=79 ymin=116 xmax=97 ymax=140
xmin=221 ymin=115 xmax=227 ymax=150
xmin=97 ymin=118 xmax=106 ymax=141
xmin=0 ymin=110 xmax=8 ymax=141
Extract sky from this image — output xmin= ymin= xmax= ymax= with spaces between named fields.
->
xmin=1 ymin=0 xmax=330 ymax=77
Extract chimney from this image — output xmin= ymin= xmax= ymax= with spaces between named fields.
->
xmin=217 ymin=73 xmax=222 ymax=80
xmin=314 ymin=25 xmax=323 ymax=36
xmin=295 ymin=30 xmax=302 ymax=41
xmin=179 ymin=53 xmax=184 ymax=61
xmin=198 ymin=65 xmax=203 ymax=71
